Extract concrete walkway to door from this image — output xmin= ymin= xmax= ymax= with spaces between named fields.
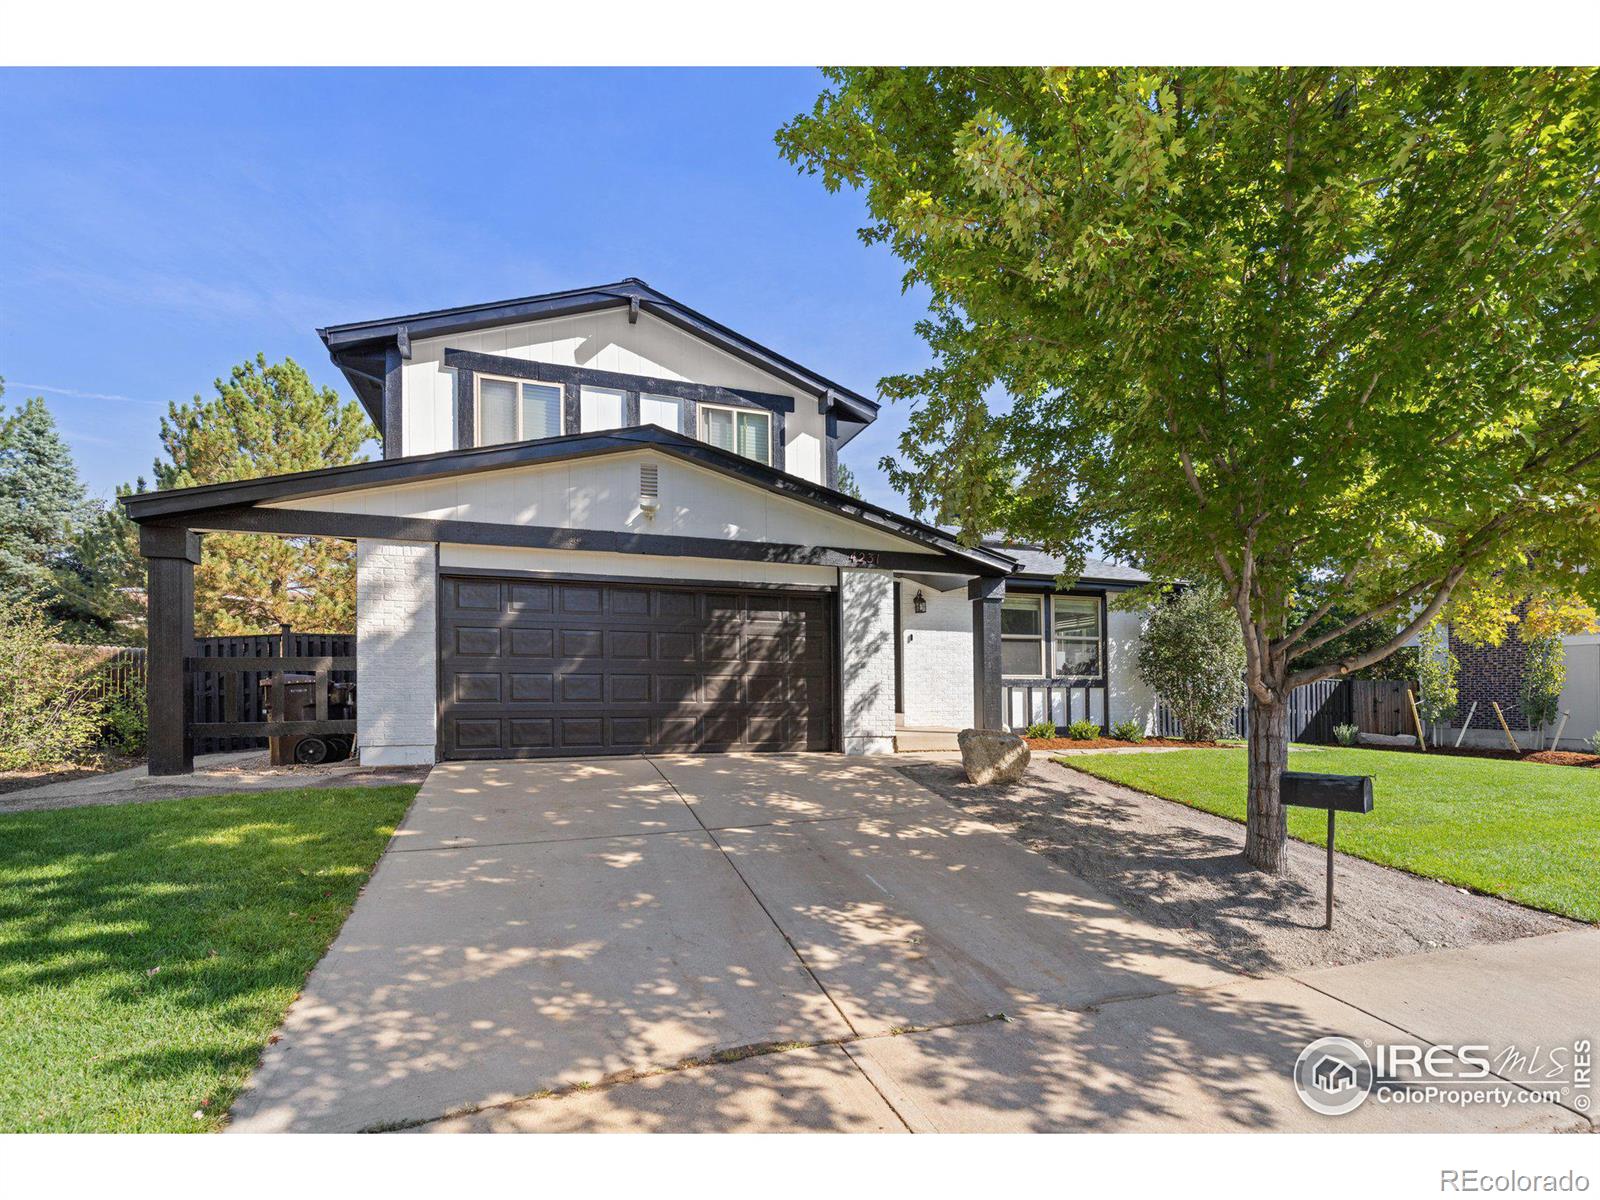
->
xmin=227 ymin=755 xmax=1595 ymax=1133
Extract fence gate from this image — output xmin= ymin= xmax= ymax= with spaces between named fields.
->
xmin=189 ymin=626 xmax=355 ymax=753
xmin=1154 ymin=677 xmax=1414 ymax=742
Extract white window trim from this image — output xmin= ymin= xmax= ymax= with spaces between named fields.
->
xmin=475 ymin=373 xmax=564 ymax=445
xmin=698 ymin=401 xmax=772 ymax=464
xmin=1000 ymin=594 xmax=1046 ymax=679
xmin=1050 ymin=593 xmax=1105 ymax=682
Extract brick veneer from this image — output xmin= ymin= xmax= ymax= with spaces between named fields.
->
xmin=1450 ymin=625 xmax=1528 ymax=727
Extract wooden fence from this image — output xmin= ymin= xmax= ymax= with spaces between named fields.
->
xmin=1155 ymin=678 xmax=1414 ymax=743
xmin=69 ymin=645 xmax=148 ymax=703
xmin=190 ymin=629 xmax=355 ymax=753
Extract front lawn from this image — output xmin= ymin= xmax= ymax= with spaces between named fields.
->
xmin=0 ymin=785 xmax=418 ymax=1132
xmin=1057 ymin=746 xmax=1599 ymax=923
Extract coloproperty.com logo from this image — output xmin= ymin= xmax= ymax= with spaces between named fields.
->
xmin=1292 ymin=1036 xmax=1592 ymax=1116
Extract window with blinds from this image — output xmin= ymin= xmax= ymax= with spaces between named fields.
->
xmin=477 ymin=376 xmax=562 ymax=445
xmin=699 ymin=404 xmax=770 ymax=466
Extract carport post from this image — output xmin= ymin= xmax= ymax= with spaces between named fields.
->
xmin=969 ymin=575 xmax=1006 ymax=730
xmin=141 ymin=525 xmax=201 ymax=776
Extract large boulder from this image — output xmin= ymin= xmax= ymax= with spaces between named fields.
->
xmin=957 ymin=728 xmax=1031 ymax=786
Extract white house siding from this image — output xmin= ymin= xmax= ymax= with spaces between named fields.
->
xmin=266 ymin=451 xmax=915 ymax=557
xmin=898 ymin=582 xmax=974 ymax=729
xmin=400 ymin=308 xmax=830 ymax=483
xmin=1105 ymin=606 xmax=1158 ymax=734
xmin=355 ymin=539 xmax=438 ymax=766
xmin=1556 ymin=634 xmax=1600 ymax=750
xmin=839 ymin=568 xmax=896 ymax=755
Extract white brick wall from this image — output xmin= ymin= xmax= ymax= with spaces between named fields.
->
xmin=356 ymin=539 xmax=438 ymax=766
xmin=900 ymin=583 xmax=975 ymax=729
xmin=839 ymin=567 xmax=896 ymax=755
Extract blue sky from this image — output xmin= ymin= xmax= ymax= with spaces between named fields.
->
xmin=0 ymin=68 xmax=932 ymax=510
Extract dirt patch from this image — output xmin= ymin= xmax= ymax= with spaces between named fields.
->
xmin=1023 ymin=736 xmax=1226 ymax=751
xmin=0 ymin=754 xmax=143 ymax=797
xmin=894 ymin=758 xmax=1576 ymax=977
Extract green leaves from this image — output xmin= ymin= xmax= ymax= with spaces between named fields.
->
xmin=780 ymin=67 xmax=1600 ymax=684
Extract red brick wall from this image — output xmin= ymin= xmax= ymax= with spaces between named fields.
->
xmin=1450 ymin=626 xmax=1529 ymax=727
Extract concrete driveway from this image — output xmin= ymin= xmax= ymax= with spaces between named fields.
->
xmin=228 ymin=755 xmax=1594 ymax=1133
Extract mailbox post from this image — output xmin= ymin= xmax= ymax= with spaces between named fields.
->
xmin=1280 ymin=771 xmax=1374 ymax=929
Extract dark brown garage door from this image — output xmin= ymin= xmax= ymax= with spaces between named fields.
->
xmin=438 ymin=574 xmax=835 ymax=758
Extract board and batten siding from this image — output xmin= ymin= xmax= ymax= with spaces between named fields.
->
xmin=400 ymin=307 xmax=830 ymax=484
xmin=264 ymin=450 xmax=919 ymax=556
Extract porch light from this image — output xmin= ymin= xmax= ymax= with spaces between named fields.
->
xmin=913 ymin=590 xmax=927 ymax=614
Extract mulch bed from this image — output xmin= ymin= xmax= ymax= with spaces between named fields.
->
xmin=1023 ymin=736 xmax=1226 ymax=751
xmin=1346 ymin=741 xmax=1599 ymax=769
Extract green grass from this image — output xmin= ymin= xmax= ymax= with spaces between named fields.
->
xmin=0 ymin=785 xmax=417 ymax=1132
xmin=1057 ymin=746 xmax=1600 ymax=923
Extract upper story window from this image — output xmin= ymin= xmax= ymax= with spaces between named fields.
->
xmin=700 ymin=403 xmax=771 ymax=466
xmin=478 ymin=375 xmax=562 ymax=445
xmin=579 ymin=386 xmax=625 ymax=432
xmin=639 ymin=392 xmax=683 ymax=433
xmin=1001 ymin=593 xmax=1104 ymax=680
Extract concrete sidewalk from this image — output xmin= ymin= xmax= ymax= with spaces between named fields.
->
xmin=0 ymin=750 xmax=427 ymax=814
xmin=225 ymin=753 xmax=1594 ymax=1134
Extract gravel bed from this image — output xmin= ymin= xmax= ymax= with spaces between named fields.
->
xmin=895 ymin=758 xmax=1575 ymax=977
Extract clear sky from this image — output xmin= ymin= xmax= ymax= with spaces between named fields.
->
xmin=0 ymin=68 xmax=934 ymax=510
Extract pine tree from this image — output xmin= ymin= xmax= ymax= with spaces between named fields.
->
xmin=152 ymin=355 xmax=372 ymax=635
xmin=0 ymin=381 xmax=90 ymax=611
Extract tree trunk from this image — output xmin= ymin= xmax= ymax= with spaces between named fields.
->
xmin=1244 ymin=692 xmax=1291 ymax=872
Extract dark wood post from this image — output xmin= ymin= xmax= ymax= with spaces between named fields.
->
xmin=140 ymin=526 xmax=201 ymax=776
xmin=969 ymin=576 xmax=1006 ymax=730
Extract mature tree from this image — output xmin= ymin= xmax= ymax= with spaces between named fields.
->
xmin=780 ymin=68 xmax=1600 ymax=871
xmin=153 ymin=355 xmax=371 ymax=635
xmin=0 ymin=381 xmax=89 ymax=609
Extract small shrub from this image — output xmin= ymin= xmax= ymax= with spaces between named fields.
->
xmin=0 ymin=597 xmax=104 ymax=770
xmin=100 ymin=687 xmax=148 ymax=755
xmin=1110 ymin=719 xmax=1144 ymax=743
xmin=1024 ymin=720 xmax=1058 ymax=740
xmin=1333 ymin=722 xmax=1360 ymax=747
xmin=1067 ymin=719 xmax=1099 ymax=740
xmin=1586 ymin=732 xmax=1600 ymax=756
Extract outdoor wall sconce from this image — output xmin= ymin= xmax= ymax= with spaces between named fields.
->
xmin=913 ymin=590 xmax=927 ymax=614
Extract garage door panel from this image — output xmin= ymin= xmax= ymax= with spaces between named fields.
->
xmin=508 ymin=628 xmax=555 ymax=658
xmin=440 ymin=575 xmax=834 ymax=759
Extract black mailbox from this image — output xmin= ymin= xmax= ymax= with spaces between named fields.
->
xmin=1278 ymin=770 xmax=1374 ymax=929
xmin=1281 ymin=772 xmax=1373 ymax=814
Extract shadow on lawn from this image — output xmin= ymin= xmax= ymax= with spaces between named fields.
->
xmin=0 ymin=787 xmax=413 ymax=1127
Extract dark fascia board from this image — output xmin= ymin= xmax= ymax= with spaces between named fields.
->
xmin=120 ymin=424 xmax=1016 ymax=577
xmin=1007 ymin=574 xmax=1146 ymax=593
xmin=316 ymin=278 xmax=880 ymax=427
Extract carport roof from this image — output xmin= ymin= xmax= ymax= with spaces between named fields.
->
xmin=120 ymin=424 xmax=1019 ymax=577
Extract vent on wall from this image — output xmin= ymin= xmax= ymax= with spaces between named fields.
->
xmin=639 ymin=463 xmax=660 ymax=515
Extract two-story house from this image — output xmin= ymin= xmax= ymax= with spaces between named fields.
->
xmin=123 ymin=280 xmax=1154 ymax=772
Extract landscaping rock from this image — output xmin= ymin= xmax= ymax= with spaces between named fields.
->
xmin=957 ymin=728 xmax=1031 ymax=785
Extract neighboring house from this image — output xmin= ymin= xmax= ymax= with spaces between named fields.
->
xmin=122 ymin=280 xmax=1153 ymax=773
xmin=1448 ymin=626 xmax=1600 ymax=750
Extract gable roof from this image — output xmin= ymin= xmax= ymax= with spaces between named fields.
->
xmin=989 ymin=544 xmax=1151 ymax=589
xmin=318 ymin=278 xmax=879 ymax=445
xmin=121 ymin=424 xmax=1015 ymax=578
